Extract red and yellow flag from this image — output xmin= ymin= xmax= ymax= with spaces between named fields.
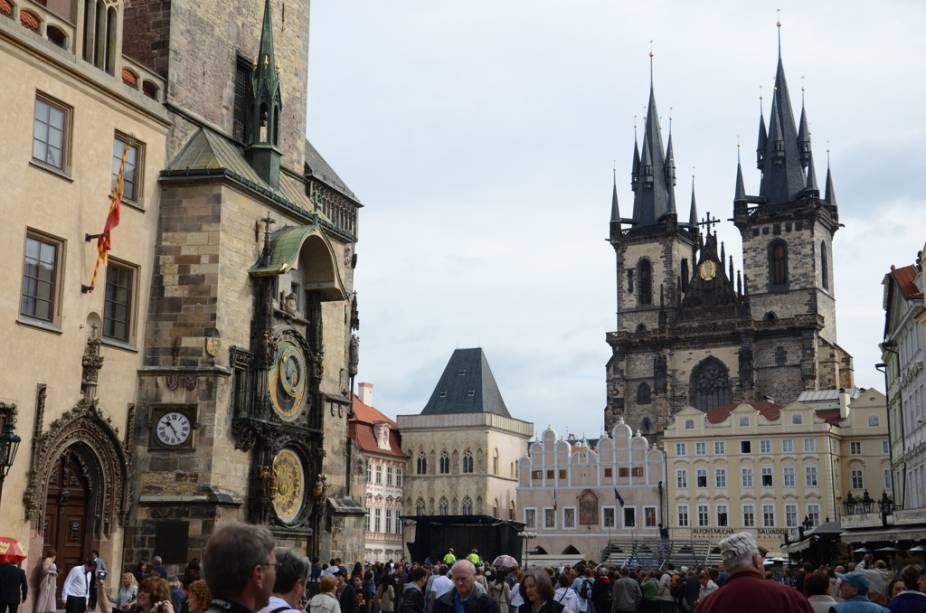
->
xmin=85 ymin=146 xmax=127 ymax=291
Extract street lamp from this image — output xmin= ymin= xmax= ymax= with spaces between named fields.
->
xmin=0 ymin=418 xmax=22 ymax=503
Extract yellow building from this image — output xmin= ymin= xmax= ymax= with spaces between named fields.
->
xmin=664 ymin=388 xmax=889 ymax=555
xmin=0 ymin=0 xmax=168 ymax=597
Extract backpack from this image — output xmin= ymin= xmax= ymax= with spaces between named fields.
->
xmin=579 ymin=580 xmax=592 ymax=601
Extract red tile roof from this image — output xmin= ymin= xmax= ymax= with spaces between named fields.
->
xmin=892 ymin=265 xmax=923 ymax=300
xmin=706 ymin=400 xmax=782 ymax=423
xmin=349 ymin=395 xmax=407 ymax=458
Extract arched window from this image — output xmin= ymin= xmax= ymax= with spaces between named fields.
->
xmin=578 ymin=489 xmax=599 ymax=526
xmin=438 ymin=497 xmax=449 ymax=515
xmin=637 ymin=382 xmax=652 ymax=405
xmin=492 ymin=498 xmax=499 ymax=518
xmin=638 ymin=259 xmax=653 ymax=305
xmin=820 ymin=241 xmax=829 ymax=290
xmin=462 ymin=450 xmax=474 ymax=473
xmin=462 ymin=496 xmax=474 ymax=516
xmin=509 ymin=501 xmax=516 ymax=520
xmin=416 ymin=453 xmax=427 ymax=475
xmin=681 ymin=258 xmax=690 ymax=292
xmin=365 ymin=461 xmax=371 ymax=483
xmin=641 ymin=416 xmax=653 ymax=434
xmin=439 ymin=451 xmax=450 ymax=474
xmin=493 ymin=449 xmax=499 ymax=475
xmin=689 ymin=357 xmax=732 ymax=411
xmin=769 ymin=240 xmax=788 ymax=289
xmin=416 ymin=498 xmax=426 ymax=516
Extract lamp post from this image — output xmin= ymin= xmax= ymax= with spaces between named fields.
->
xmin=0 ymin=417 xmax=22 ymax=505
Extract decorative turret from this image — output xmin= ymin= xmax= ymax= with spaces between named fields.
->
xmin=688 ymin=176 xmax=698 ymax=232
xmin=245 ymin=0 xmax=283 ymax=188
xmin=797 ymin=98 xmax=811 ymax=167
xmin=734 ymin=150 xmax=747 ymax=205
xmin=631 ymin=131 xmax=640 ymax=191
xmin=824 ymin=153 xmax=837 ymax=207
xmin=610 ymin=169 xmax=622 ymax=243
xmin=804 ymin=150 xmax=819 ymax=196
xmin=756 ymin=95 xmax=767 ymax=169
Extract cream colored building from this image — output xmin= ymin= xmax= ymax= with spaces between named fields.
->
xmin=516 ymin=422 xmax=665 ymax=564
xmin=664 ymin=388 xmax=889 ymax=555
xmin=398 ymin=348 xmax=533 ymax=537
xmin=0 ymin=0 xmax=168 ymax=599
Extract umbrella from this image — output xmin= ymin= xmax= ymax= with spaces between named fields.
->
xmin=0 ymin=537 xmax=26 ymax=564
xmin=853 ymin=546 xmax=870 ymax=554
xmin=875 ymin=546 xmax=899 ymax=553
xmin=909 ymin=545 xmax=926 ymax=553
xmin=492 ymin=554 xmax=518 ymax=570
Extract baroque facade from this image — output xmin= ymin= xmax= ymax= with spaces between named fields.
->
xmin=0 ymin=0 xmax=169 ymax=604
xmin=516 ymin=424 xmax=665 ymax=563
xmin=122 ymin=0 xmax=366 ymax=565
xmin=349 ymin=383 xmax=408 ymax=562
xmin=664 ymin=388 xmax=889 ymax=556
xmin=398 ymin=348 xmax=532 ymax=535
xmin=605 ymin=39 xmax=852 ymax=439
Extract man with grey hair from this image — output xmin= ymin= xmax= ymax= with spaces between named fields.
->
xmin=256 ymin=550 xmax=311 ymax=613
xmin=432 ymin=561 xmax=497 ymax=613
xmin=203 ymin=521 xmax=277 ymax=613
xmin=695 ymin=532 xmax=813 ymax=613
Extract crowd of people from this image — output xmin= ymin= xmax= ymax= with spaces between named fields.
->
xmin=3 ymin=526 xmax=926 ymax=613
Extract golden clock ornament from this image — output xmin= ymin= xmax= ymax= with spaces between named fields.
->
xmin=269 ymin=333 xmax=308 ymax=421
xmin=271 ymin=448 xmax=305 ymax=524
xmin=699 ymin=260 xmax=718 ymax=281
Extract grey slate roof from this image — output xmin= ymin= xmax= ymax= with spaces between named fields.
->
xmin=304 ymin=139 xmax=359 ymax=202
xmin=421 ymin=348 xmax=511 ymax=418
xmin=629 ymin=77 xmax=677 ymax=230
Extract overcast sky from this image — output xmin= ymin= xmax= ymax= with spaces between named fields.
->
xmin=305 ymin=0 xmax=926 ymax=438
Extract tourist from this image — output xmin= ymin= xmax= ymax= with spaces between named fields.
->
xmin=517 ymin=569 xmax=562 ymax=613
xmin=256 ymin=549 xmax=310 ymax=613
xmin=185 ymin=581 xmax=211 ymax=613
xmin=552 ymin=574 xmax=578 ymax=613
xmin=62 ymin=561 xmax=96 ymax=613
xmin=137 ymin=577 xmax=174 ymax=613
xmin=310 ymin=577 xmax=341 ymax=613
xmin=112 ymin=573 xmax=138 ymax=613
xmin=376 ymin=575 xmax=397 ymax=613
xmin=442 ymin=551 xmax=456 ymax=566
xmin=35 ymin=550 xmax=58 ymax=613
xmin=202 ymin=521 xmax=277 ymax=613
xmin=806 ymin=573 xmax=837 ymax=613
xmin=696 ymin=571 xmax=718 ymax=606
xmin=833 ymin=571 xmax=889 ymax=612
xmin=487 ymin=571 xmax=511 ymax=613
xmin=167 ymin=577 xmax=186 ymax=613
xmin=610 ymin=568 xmax=641 ymax=613
xmin=432 ymin=561 xmax=497 ymax=613
xmin=336 ymin=569 xmax=357 ymax=613
xmin=151 ymin=559 xmax=168 ymax=581
xmin=0 ymin=560 xmax=28 ymax=613
xmin=182 ymin=561 xmax=202 ymax=590
xmin=134 ymin=563 xmax=150 ymax=585
xmin=886 ymin=579 xmax=905 ymax=602
xmin=398 ymin=567 xmax=429 ymax=613
xmin=887 ymin=565 xmax=926 ymax=613
xmin=427 ymin=566 xmax=452 ymax=613
xmin=694 ymin=532 xmax=813 ymax=613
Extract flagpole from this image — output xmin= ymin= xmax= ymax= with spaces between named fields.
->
xmin=83 ymin=146 xmax=128 ymax=293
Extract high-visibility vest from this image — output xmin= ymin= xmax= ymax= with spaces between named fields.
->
xmin=443 ymin=552 xmax=456 ymax=564
xmin=466 ymin=553 xmax=480 ymax=565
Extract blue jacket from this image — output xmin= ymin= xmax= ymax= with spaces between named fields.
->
xmin=888 ymin=592 xmax=926 ymax=613
xmin=833 ymin=596 xmax=890 ymax=613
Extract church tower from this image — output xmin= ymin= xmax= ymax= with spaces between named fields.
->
xmin=245 ymin=0 xmax=284 ymax=188
xmin=605 ymin=58 xmax=698 ymax=434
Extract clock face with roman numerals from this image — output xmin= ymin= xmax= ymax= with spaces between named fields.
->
xmin=155 ymin=411 xmax=192 ymax=447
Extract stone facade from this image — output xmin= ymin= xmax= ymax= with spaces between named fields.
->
xmin=0 ymin=3 xmax=169 ymax=605
xmin=516 ymin=424 xmax=665 ymax=563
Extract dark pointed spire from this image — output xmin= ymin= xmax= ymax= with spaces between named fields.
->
xmin=804 ymin=150 xmax=819 ymax=195
xmin=665 ymin=127 xmax=677 ymax=214
xmin=688 ymin=174 xmax=698 ymax=230
xmin=728 ymin=255 xmax=735 ymax=286
xmin=824 ymin=150 xmax=837 ymax=207
xmin=631 ymin=124 xmax=641 ymax=192
xmin=737 ymin=269 xmax=743 ymax=295
xmin=797 ymin=85 xmax=811 ymax=167
xmin=734 ymin=146 xmax=747 ymax=204
xmin=757 ymin=91 xmax=767 ymax=169
xmin=610 ymin=167 xmax=621 ymax=242
xmin=245 ymin=0 xmax=283 ymax=188
xmin=720 ymin=241 xmax=726 ymax=266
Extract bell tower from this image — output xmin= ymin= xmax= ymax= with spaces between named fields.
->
xmin=245 ymin=0 xmax=283 ymax=188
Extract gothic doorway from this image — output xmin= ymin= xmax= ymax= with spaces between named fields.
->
xmin=44 ymin=450 xmax=93 ymax=593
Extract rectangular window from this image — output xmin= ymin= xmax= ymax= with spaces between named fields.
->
xmin=741 ymin=467 xmax=753 ymax=488
xmin=375 ymin=464 xmax=382 ymax=484
xmin=740 ymin=440 xmax=752 ymax=454
xmin=675 ymin=443 xmax=687 ymax=457
xmin=851 ymin=470 xmax=864 ymax=489
xmin=807 ymin=504 xmax=820 ymax=526
xmin=365 ymin=462 xmax=371 ymax=483
xmin=631 ymin=466 xmax=644 ymax=478
xmin=850 ymin=441 xmax=862 ymax=455
xmin=524 ymin=508 xmax=536 ymax=529
xmin=695 ymin=442 xmax=706 ymax=456
xmin=103 ymin=261 xmax=135 ymax=342
xmin=676 ymin=469 xmax=688 ymax=488
xmin=604 ymin=467 xmax=613 ymax=478
xmin=882 ymin=440 xmax=890 ymax=455
xmin=385 ymin=509 xmax=392 ymax=534
xmin=112 ymin=135 xmax=142 ymax=203
xmin=762 ymin=504 xmax=775 ymax=527
xmin=233 ymin=56 xmax=252 ymax=143
xmin=544 ymin=508 xmax=555 ymax=529
xmin=805 ymin=465 xmax=818 ymax=488
xmin=803 ymin=437 xmax=816 ymax=452
xmin=868 ymin=415 xmax=880 ymax=427
xmin=782 ymin=439 xmax=794 ymax=453
xmin=618 ymin=467 xmax=629 ymax=478
xmin=714 ymin=441 xmax=725 ymax=455
xmin=602 ymin=507 xmax=616 ymax=528
xmin=677 ymin=505 xmax=689 ymax=528
xmin=644 ymin=506 xmax=657 ymax=527
xmin=397 ymin=468 xmax=402 ymax=487
xmin=685 ymin=419 xmax=695 ymax=429
xmin=20 ymin=233 xmax=61 ymax=323
xmin=760 ymin=439 xmax=772 ymax=454
xmin=33 ymin=95 xmax=69 ymax=170
xmin=563 ymin=507 xmax=576 ymax=529
xmin=374 ymin=508 xmax=381 ymax=533
xmin=386 ymin=467 xmax=393 ymax=486
xmin=697 ymin=504 xmax=709 ymax=527
xmin=717 ymin=504 xmax=728 ymax=527
xmin=696 ymin=469 xmax=707 ymax=488
xmin=546 ymin=469 xmax=554 ymax=479
xmin=884 ymin=468 xmax=892 ymax=490
xmin=715 ymin=468 xmax=727 ymax=488
xmin=783 ymin=466 xmax=796 ymax=488
xmin=743 ymin=504 xmax=755 ymax=528
xmin=623 ymin=507 xmax=636 ymax=528
xmin=739 ymin=415 xmax=749 ymax=426
xmin=761 ymin=466 xmax=773 ymax=487
xmin=792 ymin=414 xmax=803 ymax=424
xmin=531 ymin=470 xmax=542 ymax=480
xmin=785 ymin=504 xmax=798 ymax=528
xmin=559 ymin=469 xmax=566 ymax=479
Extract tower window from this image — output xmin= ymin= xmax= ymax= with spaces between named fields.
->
xmin=638 ymin=258 xmax=653 ymax=305
xmin=689 ymin=357 xmax=731 ymax=411
xmin=627 ymin=270 xmax=634 ymax=294
xmin=821 ymin=241 xmax=829 ymax=290
xmin=681 ymin=258 xmax=690 ymax=292
xmin=768 ymin=240 xmax=789 ymax=290
xmin=637 ymin=382 xmax=651 ymax=405
xmin=233 ymin=56 xmax=253 ymax=143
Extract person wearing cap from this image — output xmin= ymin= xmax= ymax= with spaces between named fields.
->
xmin=695 ymin=532 xmax=813 ymax=613
xmin=832 ymin=571 xmax=889 ymax=613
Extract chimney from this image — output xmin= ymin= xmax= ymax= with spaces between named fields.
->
xmin=358 ymin=382 xmax=374 ymax=406
xmin=838 ymin=388 xmax=851 ymax=420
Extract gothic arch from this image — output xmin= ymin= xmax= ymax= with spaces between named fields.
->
xmin=820 ymin=240 xmax=829 ymax=290
xmin=689 ymin=357 xmax=732 ymax=412
xmin=768 ymin=239 xmax=789 ymax=289
xmin=637 ymin=382 xmax=652 ymax=405
xmin=638 ymin=258 xmax=653 ymax=305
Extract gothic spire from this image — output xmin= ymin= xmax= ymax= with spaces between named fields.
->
xmin=631 ymin=130 xmax=641 ymax=192
xmin=665 ymin=129 xmax=677 ymax=213
xmin=756 ymin=94 xmax=767 ymax=169
xmin=824 ymin=152 xmax=837 ymax=207
xmin=688 ymin=175 xmax=698 ymax=230
xmin=734 ymin=147 xmax=747 ymax=204
xmin=246 ymin=0 xmax=283 ymax=188
xmin=253 ymin=0 xmax=281 ymax=105
xmin=797 ymin=97 xmax=811 ymax=167
xmin=804 ymin=150 xmax=819 ymax=195
xmin=609 ymin=168 xmax=621 ymax=242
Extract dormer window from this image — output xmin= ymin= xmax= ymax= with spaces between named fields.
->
xmin=374 ymin=423 xmax=390 ymax=450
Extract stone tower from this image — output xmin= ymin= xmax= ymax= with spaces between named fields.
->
xmin=604 ymin=39 xmax=853 ymax=438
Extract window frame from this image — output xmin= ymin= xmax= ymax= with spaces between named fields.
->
xmin=543 ymin=507 xmax=556 ymax=529
xmin=677 ymin=504 xmax=689 ymax=528
xmin=697 ymin=504 xmax=709 ymax=527
xmin=716 ymin=504 xmax=728 ymax=527
xmin=32 ymin=93 xmax=72 ymax=175
xmin=643 ymin=505 xmax=657 ymax=528
xmin=524 ymin=507 xmax=537 ymax=529
xmin=562 ymin=506 xmax=576 ymax=530
xmin=601 ymin=505 xmax=616 ymax=529
xmin=768 ymin=239 xmax=789 ymax=291
xmin=102 ymin=257 xmax=138 ymax=345
xmin=742 ymin=504 xmax=755 ymax=528
xmin=849 ymin=441 xmax=862 ymax=455
xmin=622 ymin=506 xmax=637 ymax=528
xmin=112 ymin=132 xmax=145 ymax=207
xmin=715 ymin=467 xmax=727 ymax=488
xmin=19 ymin=229 xmax=65 ymax=328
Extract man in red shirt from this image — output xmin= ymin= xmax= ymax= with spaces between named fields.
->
xmin=695 ymin=532 xmax=813 ymax=613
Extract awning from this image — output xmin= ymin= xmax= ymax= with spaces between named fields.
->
xmin=842 ymin=525 xmax=926 ymax=543
xmin=783 ymin=538 xmax=812 ymax=553
xmin=251 ymin=224 xmax=320 ymax=275
xmin=250 ymin=224 xmax=348 ymax=301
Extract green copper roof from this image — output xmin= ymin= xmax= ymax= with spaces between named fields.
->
xmin=251 ymin=224 xmax=349 ymax=301
xmin=252 ymin=0 xmax=281 ymax=103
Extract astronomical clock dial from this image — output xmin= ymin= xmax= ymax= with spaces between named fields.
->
xmin=155 ymin=412 xmax=192 ymax=447
xmin=699 ymin=260 xmax=718 ymax=282
xmin=272 ymin=448 xmax=305 ymax=524
xmin=269 ymin=333 xmax=308 ymax=421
